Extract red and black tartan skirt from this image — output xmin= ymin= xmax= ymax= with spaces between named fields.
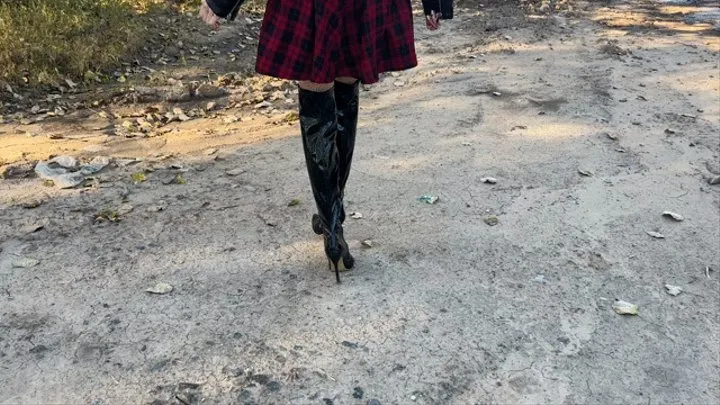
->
xmin=255 ymin=0 xmax=418 ymax=84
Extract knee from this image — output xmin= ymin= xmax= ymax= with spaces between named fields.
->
xmin=299 ymin=81 xmax=334 ymax=92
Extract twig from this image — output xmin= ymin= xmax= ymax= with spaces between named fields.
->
xmin=175 ymin=395 xmax=190 ymax=405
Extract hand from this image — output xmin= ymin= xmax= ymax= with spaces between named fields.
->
xmin=199 ymin=0 xmax=222 ymax=31
xmin=426 ymin=11 xmax=441 ymax=30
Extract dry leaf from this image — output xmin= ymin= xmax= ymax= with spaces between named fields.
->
xmin=131 ymin=172 xmax=147 ymax=182
xmin=646 ymin=231 xmax=665 ymax=239
xmin=288 ymin=198 xmax=301 ymax=207
xmin=612 ymin=300 xmax=639 ymax=315
xmin=578 ymin=169 xmax=593 ymax=177
xmin=361 ymin=240 xmax=374 ymax=248
xmin=484 ymin=216 xmax=499 ymax=226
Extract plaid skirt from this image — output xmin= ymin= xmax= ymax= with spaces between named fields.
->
xmin=255 ymin=0 xmax=418 ymax=84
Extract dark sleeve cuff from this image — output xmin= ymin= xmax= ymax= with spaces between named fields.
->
xmin=422 ymin=0 xmax=454 ymax=19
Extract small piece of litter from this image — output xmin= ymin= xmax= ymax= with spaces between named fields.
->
xmin=351 ymin=212 xmax=363 ymax=219
xmin=146 ymin=282 xmax=173 ymax=294
xmin=418 ymin=195 xmax=439 ymax=204
xmin=12 ymin=257 xmax=40 ymax=268
xmin=662 ymin=211 xmax=684 ymax=221
xmin=361 ymin=240 xmax=374 ymax=248
xmin=612 ymin=300 xmax=639 ymax=315
xmin=288 ymin=198 xmax=301 ymax=207
xmin=484 ymin=216 xmax=499 ymax=226
xmin=578 ymin=169 xmax=593 ymax=177
xmin=480 ymin=177 xmax=498 ymax=184
xmin=646 ymin=231 xmax=665 ymax=239
xmin=664 ymin=284 xmax=683 ymax=296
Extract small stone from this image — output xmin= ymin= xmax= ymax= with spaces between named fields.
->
xmin=353 ymin=387 xmax=364 ymax=399
xmin=196 ymin=83 xmax=227 ymax=99
xmin=226 ymin=168 xmax=245 ymax=176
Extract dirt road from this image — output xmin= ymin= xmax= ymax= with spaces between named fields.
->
xmin=1 ymin=1 xmax=719 ymax=404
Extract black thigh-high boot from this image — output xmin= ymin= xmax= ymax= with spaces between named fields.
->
xmin=299 ymin=87 xmax=355 ymax=282
xmin=312 ymin=80 xmax=360 ymax=235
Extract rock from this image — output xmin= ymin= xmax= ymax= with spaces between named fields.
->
xmin=1 ymin=161 xmax=36 ymax=179
xmin=195 ymin=83 xmax=227 ymax=99
xmin=226 ymin=168 xmax=245 ymax=176
xmin=165 ymin=86 xmax=192 ymax=102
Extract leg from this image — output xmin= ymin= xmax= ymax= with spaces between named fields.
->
xmin=299 ymin=81 xmax=334 ymax=92
xmin=310 ymin=77 xmax=360 ymax=236
xmin=334 ymin=77 xmax=360 ymax=195
xmin=297 ymin=81 xmax=354 ymax=281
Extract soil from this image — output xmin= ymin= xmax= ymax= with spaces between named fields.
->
xmin=1 ymin=0 xmax=719 ymax=404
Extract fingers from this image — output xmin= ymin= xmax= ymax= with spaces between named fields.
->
xmin=426 ymin=11 xmax=441 ymax=30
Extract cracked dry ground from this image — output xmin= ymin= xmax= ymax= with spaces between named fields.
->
xmin=1 ymin=1 xmax=719 ymax=404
